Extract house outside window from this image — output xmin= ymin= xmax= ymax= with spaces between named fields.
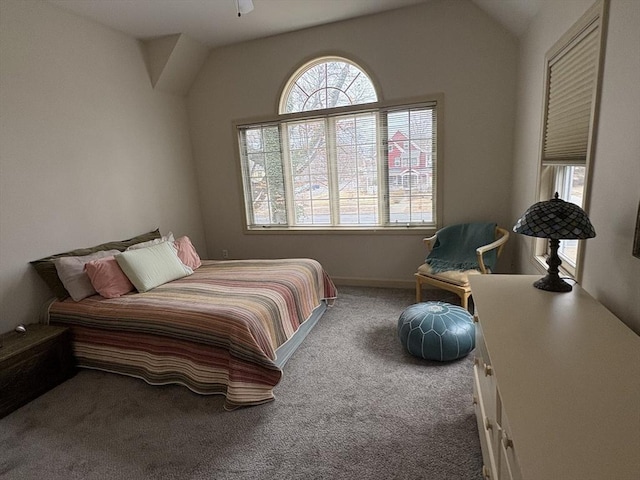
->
xmin=236 ymin=56 xmax=442 ymax=231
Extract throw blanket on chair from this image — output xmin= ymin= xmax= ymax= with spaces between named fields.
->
xmin=426 ymin=222 xmax=497 ymax=273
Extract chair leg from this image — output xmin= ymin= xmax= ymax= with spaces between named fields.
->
xmin=460 ymin=293 xmax=469 ymax=311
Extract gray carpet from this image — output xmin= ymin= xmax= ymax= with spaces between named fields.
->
xmin=0 ymin=287 xmax=483 ymax=480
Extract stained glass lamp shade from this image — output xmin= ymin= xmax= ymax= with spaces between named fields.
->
xmin=513 ymin=193 xmax=595 ymax=292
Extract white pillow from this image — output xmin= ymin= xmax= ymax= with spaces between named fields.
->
xmin=54 ymin=249 xmax=120 ymax=301
xmin=115 ymin=241 xmax=192 ymax=293
xmin=126 ymin=231 xmax=174 ymax=250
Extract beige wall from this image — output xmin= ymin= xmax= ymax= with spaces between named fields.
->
xmin=511 ymin=0 xmax=640 ymax=333
xmin=6 ymin=0 xmax=632 ymax=338
xmin=0 ymin=0 xmax=206 ymax=333
xmin=187 ymin=0 xmax=518 ymax=287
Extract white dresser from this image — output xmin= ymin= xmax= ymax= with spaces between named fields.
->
xmin=469 ymin=275 xmax=640 ymax=480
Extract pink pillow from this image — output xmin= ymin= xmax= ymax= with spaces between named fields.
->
xmin=85 ymin=256 xmax=134 ymax=298
xmin=173 ymin=236 xmax=202 ymax=269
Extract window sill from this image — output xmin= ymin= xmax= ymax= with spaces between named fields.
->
xmin=244 ymin=225 xmax=438 ymax=235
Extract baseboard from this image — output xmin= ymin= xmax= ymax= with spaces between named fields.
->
xmin=331 ymin=276 xmax=415 ymax=289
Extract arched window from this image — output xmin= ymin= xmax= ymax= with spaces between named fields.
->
xmin=280 ymin=57 xmax=377 ymax=114
xmin=237 ymin=56 xmax=442 ymax=231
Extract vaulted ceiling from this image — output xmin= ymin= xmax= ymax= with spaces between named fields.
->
xmin=47 ymin=0 xmax=539 ymax=49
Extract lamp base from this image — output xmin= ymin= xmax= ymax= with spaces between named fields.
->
xmin=533 ymin=274 xmax=572 ymax=292
xmin=533 ymin=237 xmax=573 ymax=292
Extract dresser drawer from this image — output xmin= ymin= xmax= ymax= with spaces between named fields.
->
xmin=474 ymin=362 xmax=499 ymax=479
xmin=474 ymin=316 xmax=498 ymax=417
xmin=498 ymin=407 xmax=522 ymax=480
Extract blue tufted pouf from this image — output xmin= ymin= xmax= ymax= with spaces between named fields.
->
xmin=397 ymin=301 xmax=475 ymax=361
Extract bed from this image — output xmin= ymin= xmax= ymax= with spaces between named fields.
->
xmin=42 ymin=256 xmax=336 ymax=410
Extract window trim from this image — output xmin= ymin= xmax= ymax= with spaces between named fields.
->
xmin=532 ymin=0 xmax=608 ymax=281
xmin=233 ymin=93 xmax=444 ymax=235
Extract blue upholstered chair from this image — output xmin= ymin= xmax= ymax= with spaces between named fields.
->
xmin=415 ymin=223 xmax=509 ymax=311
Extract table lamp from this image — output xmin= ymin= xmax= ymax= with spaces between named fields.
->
xmin=513 ymin=193 xmax=595 ymax=292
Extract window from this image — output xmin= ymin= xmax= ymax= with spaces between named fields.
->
xmin=535 ymin=0 xmax=607 ymax=277
xmin=237 ymin=57 xmax=441 ymax=231
xmin=280 ymin=57 xmax=378 ymax=113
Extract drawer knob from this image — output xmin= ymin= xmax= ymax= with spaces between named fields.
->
xmin=473 ymin=315 xmax=479 ymax=324
xmin=484 ymin=364 xmax=493 ymax=376
xmin=472 ymin=395 xmax=478 ymax=405
xmin=484 ymin=417 xmax=493 ymax=431
xmin=502 ymin=433 xmax=514 ymax=449
xmin=482 ymin=464 xmax=492 ymax=479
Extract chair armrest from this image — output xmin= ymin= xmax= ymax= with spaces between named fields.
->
xmin=422 ymin=233 xmax=438 ymax=252
xmin=476 ymin=227 xmax=510 ymax=273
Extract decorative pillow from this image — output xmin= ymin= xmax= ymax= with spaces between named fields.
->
xmin=54 ymin=250 xmax=120 ymax=301
xmin=126 ymin=232 xmax=174 ymax=251
xmin=30 ymin=228 xmax=161 ymax=299
xmin=85 ymin=256 xmax=135 ymax=298
xmin=116 ymin=242 xmax=193 ymax=293
xmin=173 ymin=236 xmax=202 ymax=270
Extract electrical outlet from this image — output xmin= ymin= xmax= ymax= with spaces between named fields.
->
xmin=222 ymin=249 xmax=229 ymax=259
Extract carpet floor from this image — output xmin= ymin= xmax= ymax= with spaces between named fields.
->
xmin=0 ymin=286 xmax=483 ymax=480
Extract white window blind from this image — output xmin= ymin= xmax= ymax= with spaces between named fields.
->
xmin=543 ymin=18 xmax=601 ymax=165
xmin=534 ymin=0 xmax=608 ymax=280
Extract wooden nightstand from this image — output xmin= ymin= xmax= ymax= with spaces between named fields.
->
xmin=0 ymin=323 xmax=76 ymax=418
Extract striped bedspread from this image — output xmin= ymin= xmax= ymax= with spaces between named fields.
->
xmin=47 ymin=258 xmax=337 ymax=410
